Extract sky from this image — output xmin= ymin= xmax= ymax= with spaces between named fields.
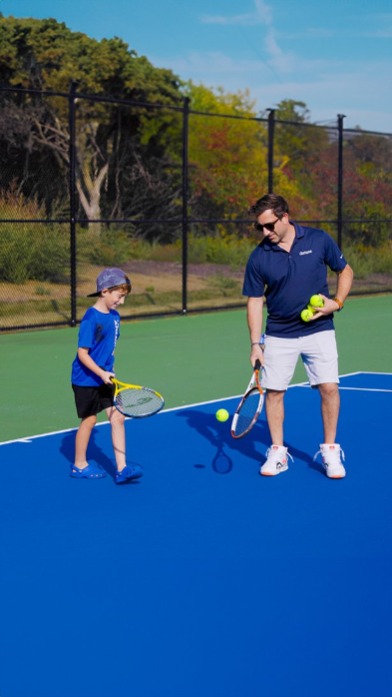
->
xmin=1 ymin=0 xmax=391 ymax=133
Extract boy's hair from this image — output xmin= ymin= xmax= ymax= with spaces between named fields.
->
xmin=108 ymin=282 xmax=131 ymax=295
xmin=249 ymin=193 xmax=289 ymax=219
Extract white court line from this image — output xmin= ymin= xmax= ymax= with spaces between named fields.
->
xmin=0 ymin=426 xmax=79 ymax=447
xmin=0 ymin=397 xmax=236 ymax=447
xmin=351 ymin=371 xmax=392 ymax=376
xmin=295 ymin=369 xmax=392 ymax=393
xmin=296 ymin=384 xmax=392 ymax=393
xmin=1 ymin=371 xmax=391 ymax=447
xmin=338 ymin=387 xmax=392 ymax=393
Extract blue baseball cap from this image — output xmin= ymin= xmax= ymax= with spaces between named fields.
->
xmin=88 ymin=267 xmax=131 ymax=296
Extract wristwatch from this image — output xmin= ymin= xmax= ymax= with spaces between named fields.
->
xmin=334 ymin=297 xmax=344 ymax=311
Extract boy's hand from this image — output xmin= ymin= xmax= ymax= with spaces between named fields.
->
xmin=101 ymin=371 xmax=115 ymax=385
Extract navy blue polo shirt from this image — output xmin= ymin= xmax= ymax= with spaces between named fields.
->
xmin=243 ymin=222 xmax=347 ymax=338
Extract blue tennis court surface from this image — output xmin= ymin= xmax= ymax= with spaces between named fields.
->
xmin=1 ymin=372 xmax=391 ymax=697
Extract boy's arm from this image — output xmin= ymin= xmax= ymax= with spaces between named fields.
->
xmin=77 ymin=347 xmax=114 ymax=385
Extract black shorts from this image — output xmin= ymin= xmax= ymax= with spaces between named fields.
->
xmin=72 ymin=383 xmax=114 ymax=418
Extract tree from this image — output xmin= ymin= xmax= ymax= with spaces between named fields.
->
xmin=184 ymin=83 xmax=270 ymax=231
xmin=341 ymin=132 xmax=392 ymax=246
xmin=0 ymin=16 xmax=183 ymax=230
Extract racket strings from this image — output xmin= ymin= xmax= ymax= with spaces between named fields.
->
xmin=232 ymin=389 xmax=261 ymax=436
xmin=116 ymin=387 xmax=163 ymax=417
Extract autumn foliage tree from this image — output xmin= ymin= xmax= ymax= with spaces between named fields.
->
xmin=0 ymin=16 xmax=390 ymax=251
xmin=185 ymin=83 xmax=269 ymax=230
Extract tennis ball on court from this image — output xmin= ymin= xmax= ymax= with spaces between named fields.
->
xmin=301 ymin=308 xmax=314 ymax=322
xmin=309 ymin=294 xmax=324 ymax=308
xmin=216 ymin=408 xmax=229 ymax=422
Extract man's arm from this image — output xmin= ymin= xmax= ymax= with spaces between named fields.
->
xmin=247 ymin=296 xmax=265 ymax=365
xmin=333 ymin=263 xmax=354 ymax=309
xmin=312 ymin=263 xmax=354 ymax=318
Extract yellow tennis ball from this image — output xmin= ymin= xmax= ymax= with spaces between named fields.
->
xmin=301 ymin=308 xmax=314 ymax=322
xmin=309 ymin=294 xmax=324 ymax=308
xmin=216 ymin=408 xmax=229 ymax=422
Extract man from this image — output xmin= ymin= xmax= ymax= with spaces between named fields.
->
xmin=243 ymin=193 xmax=354 ymax=478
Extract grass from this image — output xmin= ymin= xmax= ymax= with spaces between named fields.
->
xmin=0 ymin=230 xmax=391 ymax=330
xmin=0 ymin=260 xmax=244 ymax=328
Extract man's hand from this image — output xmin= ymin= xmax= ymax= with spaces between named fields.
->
xmin=307 ymin=294 xmax=341 ymax=320
xmin=250 ymin=343 xmax=264 ymax=367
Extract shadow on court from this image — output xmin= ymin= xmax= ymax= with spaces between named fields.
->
xmin=59 ymin=427 xmax=144 ymax=482
xmin=176 ymin=405 xmax=317 ymax=475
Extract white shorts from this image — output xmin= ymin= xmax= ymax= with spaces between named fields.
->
xmin=261 ymin=331 xmax=339 ymax=391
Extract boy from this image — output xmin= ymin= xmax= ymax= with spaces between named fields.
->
xmin=71 ymin=267 xmax=143 ymax=484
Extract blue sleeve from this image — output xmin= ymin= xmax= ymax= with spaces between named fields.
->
xmin=324 ymin=233 xmax=347 ymax=272
xmin=242 ymin=249 xmax=265 ymax=297
xmin=77 ymin=308 xmax=96 ymax=349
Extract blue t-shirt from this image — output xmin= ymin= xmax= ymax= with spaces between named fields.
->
xmin=71 ymin=307 xmax=121 ymax=386
xmin=242 ymin=222 xmax=347 ymax=338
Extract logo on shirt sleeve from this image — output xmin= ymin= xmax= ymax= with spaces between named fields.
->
xmin=112 ymin=318 xmax=120 ymax=354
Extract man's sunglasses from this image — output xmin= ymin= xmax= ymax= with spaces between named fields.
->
xmin=254 ymin=216 xmax=280 ymax=233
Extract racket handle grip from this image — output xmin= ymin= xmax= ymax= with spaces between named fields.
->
xmin=254 ymin=359 xmax=261 ymax=370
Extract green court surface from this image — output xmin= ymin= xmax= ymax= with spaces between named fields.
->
xmin=1 ymin=294 xmax=391 ymax=443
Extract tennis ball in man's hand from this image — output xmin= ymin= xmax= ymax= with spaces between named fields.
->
xmin=309 ymin=294 xmax=324 ymax=308
xmin=301 ymin=308 xmax=314 ymax=322
xmin=216 ymin=408 xmax=229 ymax=422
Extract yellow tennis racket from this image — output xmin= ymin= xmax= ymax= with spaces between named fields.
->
xmin=111 ymin=378 xmax=164 ymax=418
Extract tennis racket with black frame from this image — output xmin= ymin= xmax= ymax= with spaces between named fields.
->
xmin=110 ymin=377 xmax=165 ymax=418
xmin=231 ymin=360 xmax=264 ymax=438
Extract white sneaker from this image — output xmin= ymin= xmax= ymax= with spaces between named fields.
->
xmin=314 ymin=444 xmax=346 ymax=479
xmin=260 ymin=445 xmax=292 ymax=476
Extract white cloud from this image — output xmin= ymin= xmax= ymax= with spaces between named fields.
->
xmin=200 ymin=14 xmax=256 ymax=26
xmin=201 ymin=0 xmax=293 ymax=76
xmin=200 ymin=0 xmax=272 ymax=26
xmin=151 ymin=1 xmax=392 ymax=132
xmin=254 ymin=0 xmax=273 ymax=25
xmin=151 ymin=48 xmax=392 ymax=131
xmin=155 ymin=51 xmax=271 ymax=78
xmin=264 ymin=33 xmax=293 ymax=74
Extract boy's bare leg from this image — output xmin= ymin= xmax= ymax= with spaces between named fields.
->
xmin=106 ymin=407 xmax=127 ymax=472
xmin=74 ymin=414 xmax=97 ymax=469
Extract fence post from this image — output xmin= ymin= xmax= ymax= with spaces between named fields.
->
xmin=337 ymin=113 xmax=345 ymax=250
xmin=69 ymin=81 xmax=78 ymax=326
xmin=267 ymin=109 xmax=275 ymax=193
xmin=181 ymin=97 xmax=190 ymax=314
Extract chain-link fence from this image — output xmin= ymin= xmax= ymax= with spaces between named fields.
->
xmin=1 ymin=85 xmax=391 ymax=331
